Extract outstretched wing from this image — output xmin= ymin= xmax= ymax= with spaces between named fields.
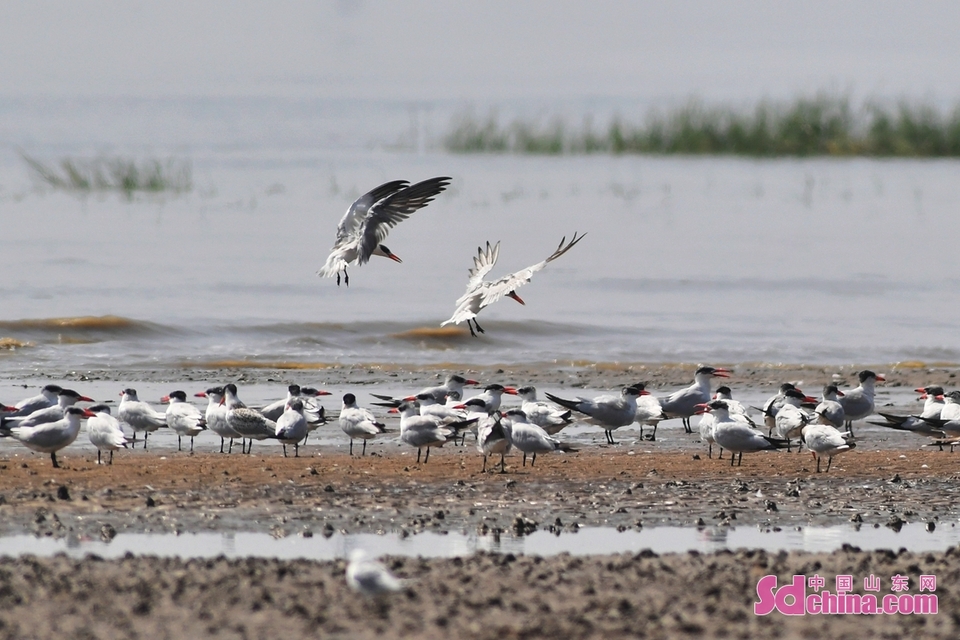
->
xmin=440 ymin=241 xmax=501 ymax=326
xmin=356 ymin=176 xmax=452 ymax=264
xmin=478 ymin=232 xmax=586 ymax=308
xmin=332 ymin=180 xmax=410 ymax=249
xmin=465 ymin=241 xmax=500 ymax=291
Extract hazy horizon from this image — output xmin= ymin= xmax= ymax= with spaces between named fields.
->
xmin=1 ymin=1 xmax=959 ymax=105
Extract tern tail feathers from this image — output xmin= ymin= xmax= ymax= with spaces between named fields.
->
xmin=762 ymin=436 xmax=792 ymax=449
xmin=543 ymin=393 xmax=583 ymax=414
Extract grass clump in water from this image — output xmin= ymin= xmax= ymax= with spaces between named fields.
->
xmin=21 ymin=153 xmax=193 ymax=196
xmin=444 ymin=95 xmax=960 ymax=157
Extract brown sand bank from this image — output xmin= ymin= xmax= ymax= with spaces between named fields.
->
xmin=0 ymin=547 xmax=957 ymax=639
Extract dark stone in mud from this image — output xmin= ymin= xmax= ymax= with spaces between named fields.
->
xmin=887 ymin=514 xmax=906 ymax=531
xmin=513 ymin=515 xmax=538 ymax=536
xmin=56 ymin=486 xmax=70 ymax=501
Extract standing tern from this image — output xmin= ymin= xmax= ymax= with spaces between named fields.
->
xmin=222 ymin=383 xmax=277 ymax=454
xmin=463 ymin=398 xmax=511 ymax=472
xmin=441 ymin=233 xmax=586 ymax=337
xmin=866 ymin=386 xmax=945 ymax=438
xmin=516 ymin=386 xmax=572 ymax=435
xmin=1 ymin=388 xmax=93 ymax=429
xmin=0 ymin=406 xmax=93 ymax=468
xmin=837 ymin=370 xmax=884 ymax=434
xmin=814 ymin=384 xmax=846 ymax=430
xmin=274 ymin=399 xmax=309 ymax=457
xmin=391 ymin=401 xmax=475 ymax=463
xmin=939 ymin=390 xmax=960 ymax=422
xmin=346 ymin=549 xmax=405 ymax=596
xmin=162 ymin=390 xmax=207 ymax=452
xmin=772 ymin=389 xmax=819 ymax=449
xmin=659 ymin=366 xmax=731 ymax=433
xmin=697 ymin=401 xmax=790 ymax=467
xmin=697 ymin=389 xmax=756 ymax=459
xmin=460 ymin=384 xmax=518 ymax=415
xmin=755 ymin=382 xmax=799 ymax=435
xmin=86 ymin=404 xmax=128 ymax=465
xmin=4 ymin=384 xmax=63 ymax=417
xmin=339 ymin=393 xmax=387 ymax=456
xmin=196 ymin=387 xmax=240 ymax=453
xmin=412 ymin=392 xmax=468 ymax=422
xmin=501 ymin=408 xmax=577 ymax=467
xmin=118 ymin=389 xmax=167 ymax=449
xmin=631 ymin=383 xmax=666 ymax=440
xmin=317 ymin=176 xmax=451 ymax=286
xmin=544 ymin=386 xmax=644 ymax=444
xmin=917 ymin=389 xmax=960 ymax=445
xmin=369 ymin=374 xmax=479 ymax=406
xmin=801 ymin=423 xmax=856 ymax=472
xmin=259 ymin=384 xmax=331 ymax=422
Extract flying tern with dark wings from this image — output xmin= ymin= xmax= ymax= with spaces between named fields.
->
xmin=317 ymin=176 xmax=451 ymax=286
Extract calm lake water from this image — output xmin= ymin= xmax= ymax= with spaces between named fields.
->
xmin=2 ymin=97 xmax=960 ymax=372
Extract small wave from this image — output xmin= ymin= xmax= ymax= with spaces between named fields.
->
xmin=390 ymin=326 xmax=470 ymax=340
xmin=0 ymin=337 xmax=33 ymax=350
xmin=189 ymin=360 xmax=339 ymax=370
xmin=0 ymin=315 xmax=171 ymax=336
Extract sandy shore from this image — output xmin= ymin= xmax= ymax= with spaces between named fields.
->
xmin=7 ymin=360 xmax=956 ymax=390
xmin=0 ymin=448 xmax=957 ymax=538
xmin=2 ymin=361 xmax=959 ymax=637
xmin=0 ymin=547 xmax=956 ymax=639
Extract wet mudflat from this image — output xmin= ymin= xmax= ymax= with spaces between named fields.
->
xmin=0 ymin=449 xmax=958 ymax=540
xmin=2 ymin=362 xmax=960 ymax=637
xmin=0 ymin=547 xmax=957 ymax=639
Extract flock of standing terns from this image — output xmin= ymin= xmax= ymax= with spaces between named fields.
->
xmin=1 ymin=365 xmax=954 ymax=473
xmin=2 ymin=178 xmax=953 ymax=473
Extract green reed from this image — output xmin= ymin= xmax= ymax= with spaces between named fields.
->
xmin=21 ymin=153 xmax=193 ymax=195
xmin=444 ymin=96 xmax=960 ymax=157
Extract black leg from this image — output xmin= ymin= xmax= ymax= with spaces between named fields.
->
xmin=51 ymin=452 xmax=59 ymax=468
xmin=826 ymin=456 xmax=833 ymax=472
xmin=523 ymin=452 xmax=527 ymax=467
xmin=730 ymin=452 xmax=735 ymax=466
xmin=531 ymin=452 xmax=537 ymax=467
xmin=472 ymin=318 xmax=485 ymax=334
xmin=144 ymin=432 xmax=149 ymax=450
xmin=344 ymin=269 xmax=349 ymax=287
xmin=362 ymin=439 xmax=367 ymax=456
xmin=109 ymin=450 xmax=114 ymax=465
xmin=424 ymin=447 xmax=430 ymax=463
xmin=738 ymin=452 xmax=743 ymax=466
xmin=482 ymin=455 xmax=487 ymax=472
xmin=500 ymin=453 xmax=506 ymax=473
xmin=220 ymin=437 xmax=224 ymax=454
xmin=417 ymin=448 xmax=422 ymax=464
xmin=97 ymin=450 xmax=102 ymax=465
xmin=295 ymin=443 xmax=299 ymax=458
xmin=708 ymin=442 xmax=712 ymax=458
xmin=282 ymin=444 xmax=288 ymax=458
xmin=191 ymin=437 xmax=195 ymax=452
